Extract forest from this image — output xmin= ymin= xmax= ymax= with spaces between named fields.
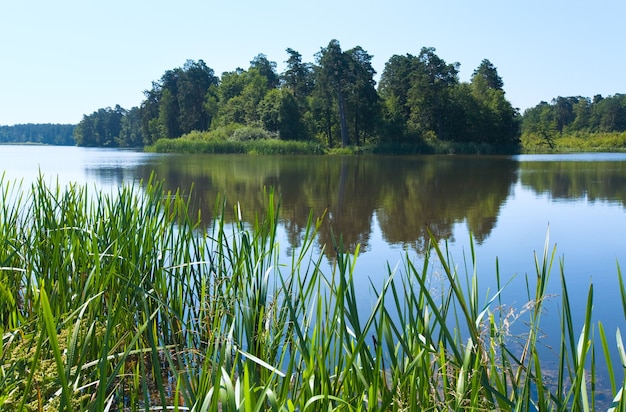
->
xmin=0 ymin=123 xmax=75 ymax=145
xmin=523 ymin=94 xmax=626 ymax=135
xmin=72 ymin=40 xmax=522 ymax=151
xmin=3 ymin=40 xmax=625 ymax=151
xmin=521 ymin=94 xmax=626 ymax=149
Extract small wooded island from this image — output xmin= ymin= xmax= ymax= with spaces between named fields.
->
xmin=2 ymin=40 xmax=625 ymax=153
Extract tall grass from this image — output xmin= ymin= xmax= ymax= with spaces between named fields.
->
xmin=0 ymin=174 xmax=624 ymax=411
xmin=150 ymin=137 xmax=325 ymax=155
xmin=521 ymin=131 xmax=626 ymax=153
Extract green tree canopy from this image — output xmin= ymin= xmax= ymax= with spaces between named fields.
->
xmin=311 ymin=40 xmax=378 ymax=147
xmin=521 ymin=93 xmax=626 ymax=139
xmin=282 ymin=48 xmax=314 ymax=100
xmin=140 ymin=59 xmax=218 ymax=143
xmin=65 ymin=40 xmax=552 ymax=151
xmin=471 ymin=59 xmax=504 ymax=91
xmin=314 ymin=39 xmax=352 ymax=147
xmin=250 ymin=54 xmax=280 ymax=90
xmin=74 ymin=105 xmax=126 ymax=147
xmin=406 ymin=47 xmax=460 ymax=139
xmin=0 ymin=124 xmax=75 ymax=145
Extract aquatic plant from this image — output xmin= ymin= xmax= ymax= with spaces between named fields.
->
xmin=0 ymin=174 xmax=624 ymax=411
xmin=151 ymin=136 xmax=325 ymax=155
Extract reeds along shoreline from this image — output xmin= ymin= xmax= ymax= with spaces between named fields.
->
xmin=0 ymin=175 xmax=624 ymax=411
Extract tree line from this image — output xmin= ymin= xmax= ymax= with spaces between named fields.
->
xmin=0 ymin=123 xmax=75 ymax=145
xmin=4 ymin=41 xmax=624 ymax=150
xmin=74 ymin=40 xmax=522 ymax=150
xmin=522 ymin=94 xmax=626 ymax=137
xmin=73 ymin=105 xmax=142 ymax=147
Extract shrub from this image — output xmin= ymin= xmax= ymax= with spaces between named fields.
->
xmin=230 ymin=126 xmax=275 ymax=141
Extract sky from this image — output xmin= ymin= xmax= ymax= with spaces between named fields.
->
xmin=1 ymin=0 xmax=625 ymax=126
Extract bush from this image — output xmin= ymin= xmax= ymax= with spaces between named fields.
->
xmin=246 ymin=139 xmax=325 ymax=155
xmin=179 ymin=130 xmax=209 ymax=141
xmin=178 ymin=124 xmax=245 ymax=142
xmin=230 ymin=126 xmax=275 ymax=141
xmin=150 ymin=136 xmax=325 ymax=155
xmin=151 ymin=138 xmax=243 ymax=154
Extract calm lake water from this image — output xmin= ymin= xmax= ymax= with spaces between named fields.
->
xmin=3 ymin=145 xmax=626 ymax=380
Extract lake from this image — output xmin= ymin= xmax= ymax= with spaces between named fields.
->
xmin=3 ymin=145 xmax=626 ymax=381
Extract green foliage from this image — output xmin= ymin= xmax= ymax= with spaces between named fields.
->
xmin=282 ymin=48 xmax=314 ymax=100
xmin=230 ymin=126 xmax=275 ymax=141
xmin=214 ymin=64 xmax=275 ymax=129
xmin=74 ymin=105 xmax=142 ymax=147
xmin=472 ymin=58 xmax=504 ymax=90
xmin=258 ymin=89 xmax=310 ymax=140
xmin=140 ymin=59 xmax=219 ymax=144
xmin=522 ymin=131 xmax=626 ymax=152
xmin=522 ymin=94 xmax=626 ymax=141
xmin=0 ymin=177 xmax=624 ymax=410
xmin=310 ymin=40 xmax=381 ymax=148
xmin=0 ymin=124 xmax=75 ymax=145
xmin=198 ymin=123 xmax=244 ymax=141
xmin=247 ymin=139 xmax=325 ymax=154
xmin=118 ymin=106 xmax=144 ymax=147
xmin=406 ymin=47 xmax=460 ymax=139
xmin=67 ymin=40 xmax=626 ymax=152
xmin=249 ymin=53 xmax=280 ymax=89
xmin=152 ymin=136 xmax=325 ymax=155
xmin=82 ymin=41 xmax=520 ymax=151
xmin=152 ymin=138 xmax=246 ymax=154
xmin=378 ymin=51 xmax=520 ymax=146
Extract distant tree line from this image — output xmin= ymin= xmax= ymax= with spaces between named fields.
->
xmin=521 ymin=94 xmax=626 ymax=137
xmin=74 ymin=40 xmax=522 ymax=150
xmin=0 ymin=123 xmax=75 ymax=145
xmin=73 ymin=105 xmax=142 ymax=147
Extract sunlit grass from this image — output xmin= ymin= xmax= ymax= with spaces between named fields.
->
xmin=150 ymin=136 xmax=325 ymax=155
xmin=0 ymin=174 xmax=624 ymax=411
xmin=521 ymin=131 xmax=626 ymax=153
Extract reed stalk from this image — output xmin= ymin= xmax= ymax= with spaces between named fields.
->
xmin=0 ymin=175 xmax=624 ymax=411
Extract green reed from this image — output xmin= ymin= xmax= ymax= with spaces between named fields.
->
xmin=0 ymin=174 xmax=624 ymax=411
xmin=151 ymin=136 xmax=325 ymax=155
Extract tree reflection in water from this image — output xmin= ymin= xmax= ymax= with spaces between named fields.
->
xmin=129 ymin=154 xmax=520 ymax=257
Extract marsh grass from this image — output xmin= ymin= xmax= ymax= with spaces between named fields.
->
xmin=150 ymin=137 xmax=325 ymax=155
xmin=521 ymin=131 xmax=626 ymax=153
xmin=0 ymin=174 xmax=625 ymax=411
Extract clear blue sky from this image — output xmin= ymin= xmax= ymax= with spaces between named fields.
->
xmin=1 ymin=0 xmax=624 ymax=125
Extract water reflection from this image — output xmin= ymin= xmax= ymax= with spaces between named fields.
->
xmin=75 ymin=152 xmax=626 ymax=258
xmin=519 ymin=159 xmax=626 ymax=205
xmin=123 ymin=155 xmax=519 ymax=255
xmin=5 ymin=147 xmax=625 ymax=407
